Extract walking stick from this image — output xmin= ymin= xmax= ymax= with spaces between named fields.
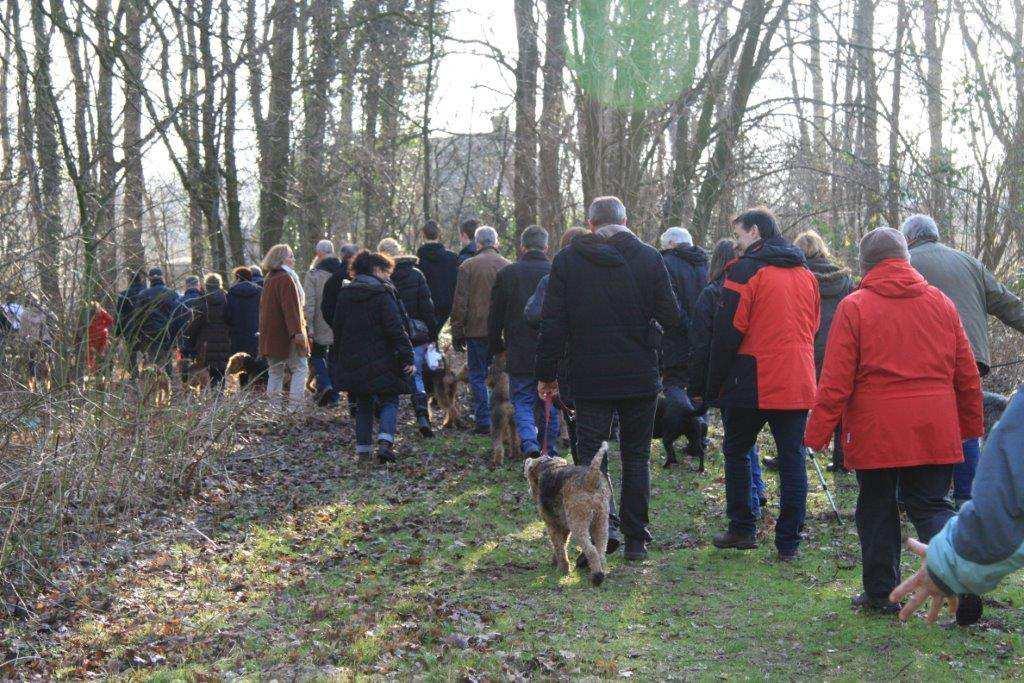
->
xmin=808 ymin=450 xmax=843 ymax=524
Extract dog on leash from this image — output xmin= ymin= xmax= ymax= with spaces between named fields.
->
xmin=434 ymin=347 xmax=468 ymax=429
xmin=524 ymin=442 xmax=612 ymax=586
xmin=139 ymin=366 xmax=171 ymax=406
xmin=486 ymin=353 xmax=518 ymax=466
xmin=225 ymin=352 xmax=251 ymax=391
xmin=653 ymin=390 xmax=709 ymax=472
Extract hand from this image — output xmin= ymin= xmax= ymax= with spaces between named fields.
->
xmin=890 ymin=538 xmax=958 ymax=623
xmin=404 ymin=365 xmax=415 ymax=375
xmin=453 ymin=338 xmax=466 ymax=353
xmin=538 ymin=380 xmax=559 ymax=401
xmin=292 ymin=332 xmax=307 ymax=349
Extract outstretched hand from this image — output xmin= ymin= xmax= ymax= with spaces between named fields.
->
xmin=890 ymin=538 xmax=958 ymax=623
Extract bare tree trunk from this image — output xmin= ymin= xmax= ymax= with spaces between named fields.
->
xmin=854 ymin=0 xmax=882 ymax=226
xmin=221 ymin=0 xmax=243 ymax=266
xmin=31 ymin=0 xmax=63 ymax=306
xmin=420 ymin=0 xmax=438 ymax=223
xmin=258 ymin=0 xmax=296 ymax=254
xmin=538 ymin=0 xmax=566 ymax=239
xmin=95 ymin=0 xmax=120 ymax=292
xmin=199 ymin=0 xmax=226 ymax=275
xmin=182 ymin=0 xmax=205 ymax=272
xmin=923 ymin=0 xmax=947 ymax=225
xmin=123 ymin=0 xmax=147 ymax=273
xmin=513 ymin=0 xmax=539 ymax=232
xmin=885 ymin=0 xmax=908 ymax=228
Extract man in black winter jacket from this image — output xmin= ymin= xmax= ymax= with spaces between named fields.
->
xmin=134 ymin=267 xmax=188 ymax=375
xmin=488 ymin=225 xmax=557 ymax=458
xmin=537 ymin=196 xmax=682 ymax=562
xmin=115 ymin=269 xmax=148 ymax=376
xmin=659 ymin=226 xmax=710 ymax=466
xmin=457 ymin=218 xmax=479 ymax=264
xmin=416 ymin=220 xmax=459 ymax=333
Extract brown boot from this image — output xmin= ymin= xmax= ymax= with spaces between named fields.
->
xmin=712 ymin=530 xmax=757 ymax=550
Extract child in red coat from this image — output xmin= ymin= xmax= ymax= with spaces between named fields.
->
xmin=87 ymin=301 xmax=114 ymax=372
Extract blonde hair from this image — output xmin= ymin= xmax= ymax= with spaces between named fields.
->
xmin=377 ymin=237 xmax=402 ymax=257
xmin=794 ymin=230 xmax=832 ymax=260
xmin=204 ymin=272 xmax=223 ymax=291
xmin=261 ymin=244 xmax=293 ymax=272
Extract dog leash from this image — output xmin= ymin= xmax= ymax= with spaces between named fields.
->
xmin=988 ymin=357 xmax=1024 ymax=370
xmin=540 ymin=396 xmax=553 ymax=456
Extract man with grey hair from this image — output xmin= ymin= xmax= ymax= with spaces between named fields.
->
xmin=537 ymin=196 xmax=681 ymax=561
xmin=488 ymin=225 xmax=558 ymax=457
xmin=658 ymin=225 xmax=709 ymax=467
xmin=901 ymin=213 xmax=1024 ymax=506
xmin=304 ymin=238 xmax=346 ymax=406
xmin=451 ymin=225 xmax=510 ymax=434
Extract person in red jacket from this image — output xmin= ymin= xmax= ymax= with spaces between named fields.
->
xmin=693 ymin=207 xmax=819 ymax=560
xmin=805 ymin=227 xmax=984 ymax=615
xmin=87 ymin=301 xmax=114 ymax=373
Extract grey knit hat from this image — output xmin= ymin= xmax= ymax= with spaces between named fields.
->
xmin=859 ymin=227 xmax=910 ymax=275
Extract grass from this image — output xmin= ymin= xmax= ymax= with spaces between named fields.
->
xmin=8 ymin=408 xmax=1024 ymax=679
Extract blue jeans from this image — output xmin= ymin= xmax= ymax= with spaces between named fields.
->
xmin=722 ymin=408 xmax=808 ymax=554
xmin=466 ymin=339 xmax=492 ymax=428
xmin=352 ymin=394 xmax=398 ymax=452
xmin=310 ymin=343 xmax=334 ymax=395
xmin=749 ymin=446 xmax=765 ymax=517
xmin=510 ymin=375 xmax=560 ymax=455
xmin=953 ymin=438 xmax=981 ymax=501
xmin=412 ymin=344 xmax=428 ymax=396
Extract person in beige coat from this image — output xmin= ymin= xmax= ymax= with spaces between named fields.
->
xmin=303 ymin=239 xmax=346 ymax=406
xmin=450 ymin=226 xmax=510 ymax=434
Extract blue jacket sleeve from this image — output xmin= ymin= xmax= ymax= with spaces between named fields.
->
xmin=927 ymin=389 xmax=1024 ymax=595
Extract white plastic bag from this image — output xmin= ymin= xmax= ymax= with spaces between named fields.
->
xmin=425 ymin=343 xmax=444 ymax=372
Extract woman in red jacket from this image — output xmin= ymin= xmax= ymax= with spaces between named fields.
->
xmin=805 ymin=227 xmax=983 ymax=615
xmin=87 ymin=301 xmax=114 ymax=373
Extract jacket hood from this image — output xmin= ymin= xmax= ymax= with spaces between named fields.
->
xmin=743 ymin=236 xmax=807 ymax=269
xmin=315 ymin=256 xmax=346 ymax=278
xmin=519 ymin=250 xmax=549 ymax=262
xmin=229 ymin=280 xmax=261 ymax=298
xmin=345 ymin=274 xmax=393 ymax=302
xmin=394 ymin=255 xmax=419 ymax=269
xmin=417 ymin=242 xmax=450 ymax=261
xmin=571 ymin=233 xmax=629 ymax=267
xmin=859 ymin=259 xmax=929 ymax=299
xmin=805 ymin=255 xmax=854 ymax=296
xmin=664 ymin=244 xmax=709 ymax=266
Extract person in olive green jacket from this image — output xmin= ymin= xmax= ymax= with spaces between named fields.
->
xmin=901 ymin=213 xmax=1024 ymax=505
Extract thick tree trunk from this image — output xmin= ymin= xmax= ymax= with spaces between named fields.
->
xmin=854 ymin=0 xmax=882 ymax=226
xmin=538 ymin=0 xmax=566 ymax=239
xmin=221 ymin=0 xmax=243 ymax=266
xmin=199 ymin=0 xmax=226 ymax=275
xmin=95 ymin=0 xmax=119 ymax=292
xmin=258 ymin=0 xmax=296 ymax=254
xmin=923 ymin=0 xmax=947 ymax=225
xmin=513 ymin=0 xmax=539 ymax=232
xmin=122 ymin=0 xmax=147 ymax=273
xmin=885 ymin=0 xmax=908 ymax=229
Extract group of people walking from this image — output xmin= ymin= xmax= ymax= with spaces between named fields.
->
xmin=87 ymin=193 xmax=1024 ymax=623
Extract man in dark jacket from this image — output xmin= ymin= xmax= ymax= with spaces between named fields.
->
xmin=114 ymin=269 xmax=148 ymax=376
xmin=537 ymin=196 xmax=681 ymax=561
xmin=457 ymin=218 xmax=479 ymax=264
xmin=901 ymin=213 xmax=1024 ymax=506
xmin=249 ymin=266 xmax=264 ymax=287
xmin=305 ymin=240 xmax=347 ymax=406
xmin=135 ymin=267 xmax=188 ymax=375
xmin=226 ymin=266 xmax=263 ymax=386
xmin=659 ymin=226 xmax=709 ymax=466
xmin=178 ymin=275 xmax=204 ymax=377
xmin=489 ymin=225 xmax=557 ymax=458
xmin=694 ymin=207 xmax=819 ymax=561
xmin=416 ymin=220 xmax=460 ymax=333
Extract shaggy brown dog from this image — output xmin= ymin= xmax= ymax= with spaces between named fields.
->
xmin=486 ymin=354 xmax=518 ymax=467
xmin=434 ymin=347 xmax=468 ymax=429
xmin=524 ymin=442 xmax=611 ymax=586
xmin=225 ymin=352 xmax=251 ymax=392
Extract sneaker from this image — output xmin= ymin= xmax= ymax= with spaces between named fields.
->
xmin=377 ymin=440 xmax=397 ymax=464
xmin=623 ymin=538 xmax=647 ymax=561
xmin=606 ymin=527 xmax=623 ymax=555
xmin=956 ymin=593 xmax=983 ymax=626
xmin=712 ymin=530 xmax=757 ymax=550
xmin=851 ymin=593 xmax=900 ymax=614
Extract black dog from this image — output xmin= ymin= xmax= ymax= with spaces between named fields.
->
xmin=653 ymin=390 xmax=709 ymax=472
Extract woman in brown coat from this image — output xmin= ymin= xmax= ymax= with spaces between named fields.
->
xmin=259 ymin=244 xmax=309 ymax=410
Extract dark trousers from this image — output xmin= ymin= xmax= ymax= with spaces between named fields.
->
xmin=721 ymin=407 xmax=808 ymax=554
xmin=575 ymin=396 xmax=657 ymax=542
xmin=855 ymin=465 xmax=954 ymax=598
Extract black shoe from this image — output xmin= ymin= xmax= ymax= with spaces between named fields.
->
xmin=758 ymin=494 xmax=768 ymax=509
xmin=523 ymin=449 xmax=541 ymax=460
xmin=623 ymin=539 xmax=647 ymax=561
xmin=712 ymin=530 xmax=757 ymax=550
xmin=377 ymin=440 xmax=397 ymax=464
xmin=606 ymin=527 xmax=623 ymax=555
xmin=416 ymin=413 xmax=434 ymax=438
xmin=763 ymin=456 xmax=779 ymax=471
xmin=473 ymin=424 xmax=490 ymax=436
xmin=851 ymin=593 xmax=900 ymax=614
xmin=662 ymin=454 xmax=678 ymax=469
xmin=575 ymin=553 xmax=589 ymax=572
xmin=956 ymin=593 xmax=983 ymax=626
xmin=826 ymin=462 xmax=848 ymax=473
xmin=778 ymin=550 xmax=799 ymax=563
